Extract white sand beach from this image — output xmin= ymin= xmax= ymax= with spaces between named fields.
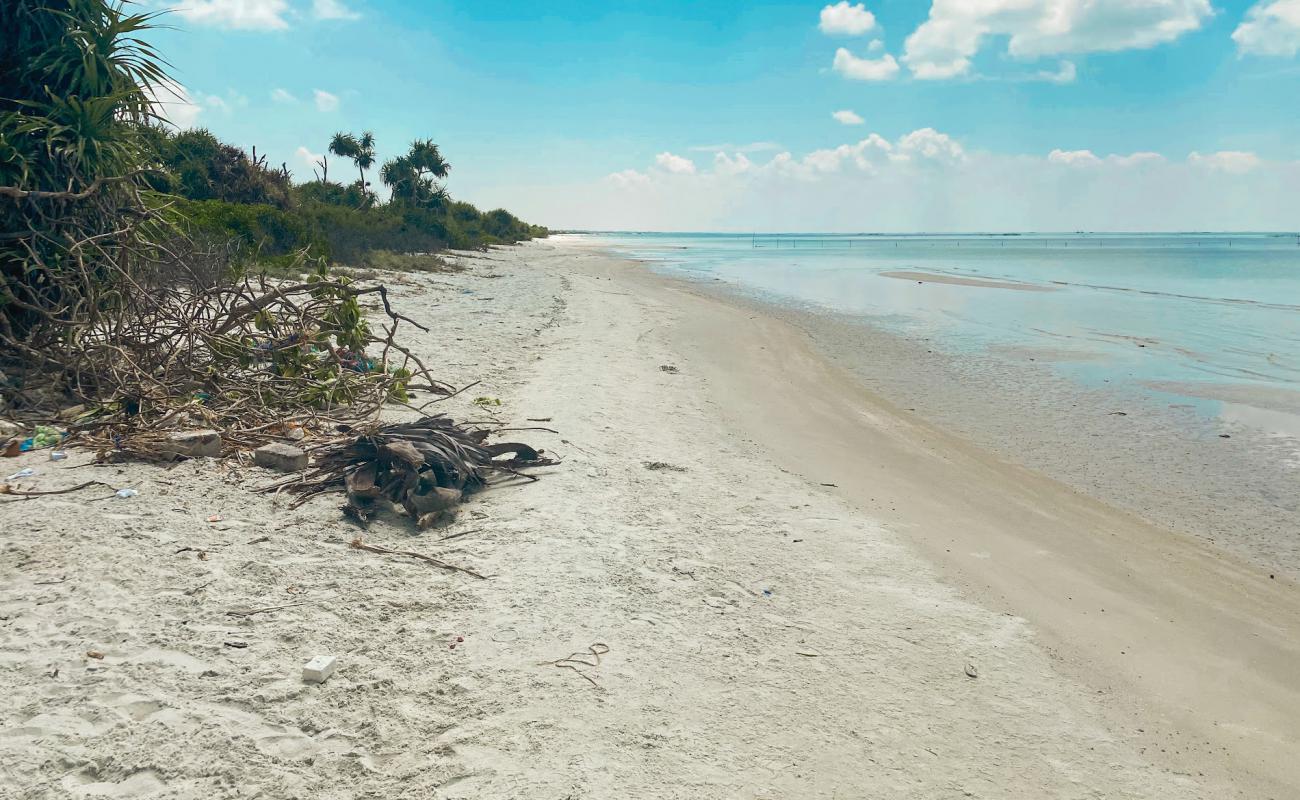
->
xmin=2 ymin=237 xmax=1297 ymax=799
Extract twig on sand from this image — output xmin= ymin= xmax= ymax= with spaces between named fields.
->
xmin=0 ymin=480 xmax=113 ymax=502
xmin=349 ymin=537 xmax=486 ymax=579
xmin=226 ymin=599 xmax=317 ymax=617
xmin=539 ymin=643 xmax=610 ymax=688
xmin=438 ymin=527 xmax=482 ymax=541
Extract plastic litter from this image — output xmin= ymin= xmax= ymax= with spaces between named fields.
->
xmin=49 ymin=451 xmax=68 ymax=461
xmin=115 ymin=488 xmax=139 ymax=498
xmin=6 ymin=468 xmax=35 ymax=481
xmin=19 ymin=425 xmax=64 ymax=452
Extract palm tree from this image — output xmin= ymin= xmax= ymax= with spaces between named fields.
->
xmin=381 ymin=139 xmax=452 ymax=207
xmin=327 ymin=131 xmax=375 ymax=206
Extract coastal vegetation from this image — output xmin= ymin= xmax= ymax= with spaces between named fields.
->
xmin=1 ymin=0 xmax=549 ymax=516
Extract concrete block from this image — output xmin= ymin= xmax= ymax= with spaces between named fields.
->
xmin=254 ymin=442 xmax=308 ymax=472
xmin=161 ymin=429 xmax=221 ymax=459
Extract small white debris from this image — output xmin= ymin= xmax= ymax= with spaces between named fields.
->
xmin=303 ymin=655 xmax=337 ymax=684
xmin=115 ymin=488 xmax=138 ymax=499
xmin=6 ymin=468 xmax=35 ymax=481
xmin=49 ymin=451 xmax=68 ymax=461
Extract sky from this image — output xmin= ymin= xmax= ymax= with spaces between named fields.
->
xmin=147 ymin=0 xmax=1300 ymax=232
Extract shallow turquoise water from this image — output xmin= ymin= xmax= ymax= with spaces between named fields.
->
xmin=595 ymin=231 xmax=1300 ymax=439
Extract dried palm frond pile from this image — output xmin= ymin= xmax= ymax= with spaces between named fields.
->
xmin=259 ymin=415 xmax=557 ymax=528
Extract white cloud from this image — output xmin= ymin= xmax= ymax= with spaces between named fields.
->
xmin=313 ymin=0 xmax=361 ymax=20
xmin=526 ymin=133 xmax=1297 ymax=232
xmin=802 ymin=134 xmax=893 ymax=174
xmin=903 ymin=0 xmax=1212 ymax=80
xmin=1188 ymin=150 xmax=1262 ymax=173
xmin=832 ymin=109 xmax=865 ymax=125
xmin=713 ymin=152 xmax=754 ymax=175
xmin=145 ymin=81 xmax=202 ymax=129
xmin=868 ymin=39 xmax=885 ymax=52
xmin=1049 ymin=148 xmax=1102 ymax=166
xmin=1034 ymin=60 xmax=1077 ymax=83
xmin=1051 ymin=149 xmax=1169 ymax=167
xmin=655 ymin=152 xmax=697 ymax=174
xmin=607 ymin=168 xmax=651 ymax=187
xmin=832 ymin=48 xmax=900 ymax=80
xmin=313 ymin=89 xmax=340 ymax=111
xmin=819 ymin=2 xmax=877 ymax=36
xmin=1233 ymin=0 xmax=1300 ymax=56
xmin=201 ymin=93 xmax=230 ymax=113
xmin=1109 ymin=152 xmax=1166 ymax=167
xmin=296 ymin=145 xmax=323 ymax=168
xmin=271 ymin=88 xmax=298 ymax=103
xmin=794 ymin=128 xmax=964 ymax=175
xmin=895 ymin=127 xmax=965 ymax=163
xmin=170 ymin=0 xmax=291 ymax=31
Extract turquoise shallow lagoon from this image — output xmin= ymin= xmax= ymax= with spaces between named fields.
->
xmin=589 ymin=231 xmax=1300 ymax=571
xmin=598 ymin=231 xmax=1300 ymax=442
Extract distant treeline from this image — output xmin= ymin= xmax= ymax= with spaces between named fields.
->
xmin=140 ymin=126 xmax=547 ymax=264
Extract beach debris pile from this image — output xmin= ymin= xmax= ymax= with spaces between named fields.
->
xmin=10 ymin=261 xmax=456 ymax=460
xmin=1 ymin=251 xmax=557 ymax=520
xmin=259 ymin=415 xmax=556 ymax=528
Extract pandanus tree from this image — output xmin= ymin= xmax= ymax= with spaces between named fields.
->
xmin=0 ymin=0 xmax=170 ymax=348
xmin=380 ymin=139 xmax=452 ymax=208
xmin=328 ymin=130 xmax=375 ymax=207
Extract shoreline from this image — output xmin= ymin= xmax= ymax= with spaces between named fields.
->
xmin=566 ymin=237 xmax=1300 ymax=795
xmin=634 ymin=250 xmax=1300 ymax=580
xmin=1 ymin=238 xmax=1295 ymax=797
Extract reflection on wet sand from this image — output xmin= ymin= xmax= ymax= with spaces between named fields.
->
xmin=879 ymin=270 xmax=1057 ymax=292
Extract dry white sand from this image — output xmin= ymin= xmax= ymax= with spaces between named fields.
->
xmin=1 ymin=238 xmax=1294 ymax=798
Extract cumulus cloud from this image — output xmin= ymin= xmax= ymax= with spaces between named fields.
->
xmin=895 ymin=128 xmax=966 ymax=163
xmin=607 ymin=168 xmax=651 ymax=187
xmin=903 ymin=0 xmax=1212 ymax=80
xmin=1049 ymin=148 xmax=1102 ymax=166
xmin=1233 ymin=0 xmax=1300 ymax=56
xmin=1050 ymin=149 xmax=1169 ymax=167
xmin=1188 ymin=151 xmax=1262 ymax=173
xmin=819 ymin=2 xmax=877 ymax=36
xmin=832 ymin=109 xmax=865 ymax=125
xmin=713 ymin=152 xmax=754 ymax=176
xmin=145 ymin=81 xmax=203 ymax=129
xmin=655 ymin=152 xmax=697 ymax=174
xmin=313 ymin=88 xmax=340 ymax=111
xmin=832 ymin=48 xmax=900 ymax=80
xmin=170 ymin=0 xmax=291 ymax=30
xmin=547 ymin=130 xmax=1298 ymax=233
xmin=802 ymin=134 xmax=894 ymax=174
xmin=271 ymin=88 xmax=297 ymax=103
xmin=296 ymin=145 xmax=323 ymax=168
xmin=313 ymin=0 xmax=361 ymax=20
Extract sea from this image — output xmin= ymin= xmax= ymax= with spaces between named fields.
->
xmin=589 ymin=231 xmax=1300 ymax=571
